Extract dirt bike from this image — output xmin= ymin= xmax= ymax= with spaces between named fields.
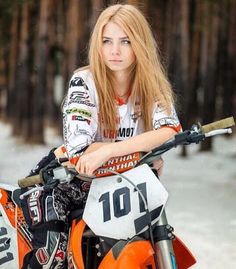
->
xmin=0 ymin=117 xmax=234 ymax=269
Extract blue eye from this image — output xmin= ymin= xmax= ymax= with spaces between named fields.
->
xmin=102 ymin=39 xmax=112 ymax=44
xmin=122 ymin=40 xmax=130 ymax=44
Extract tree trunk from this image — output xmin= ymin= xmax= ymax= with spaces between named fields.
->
xmin=127 ymin=0 xmax=148 ymax=15
xmin=0 ymin=43 xmax=7 ymax=119
xmin=222 ymin=0 xmax=236 ymax=120
xmin=200 ymin=1 xmax=220 ymax=151
xmin=166 ymin=0 xmax=180 ymax=83
xmin=89 ymin=0 xmax=104 ymax=30
xmin=7 ymin=3 xmax=20 ymax=123
xmin=179 ymin=0 xmax=190 ymax=156
xmin=147 ymin=1 xmax=166 ymax=56
xmin=13 ymin=1 xmax=31 ymax=138
xmin=45 ymin=0 xmax=59 ymax=126
xmin=31 ymin=0 xmax=52 ymax=143
xmin=63 ymin=0 xmax=89 ymax=87
xmin=187 ymin=0 xmax=201 ymax=123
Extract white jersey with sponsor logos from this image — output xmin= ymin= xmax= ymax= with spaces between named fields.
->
xmin=63 ymin=69 xmax=181 ymax=157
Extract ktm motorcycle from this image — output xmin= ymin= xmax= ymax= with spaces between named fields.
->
xmin=0 ymin=117 xmax=234 ymax=269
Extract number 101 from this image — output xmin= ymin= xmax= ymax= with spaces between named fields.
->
xmin=99 ymin=183 xmax=147 ymax=222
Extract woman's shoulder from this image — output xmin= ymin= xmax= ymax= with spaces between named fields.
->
xmin=72 ymin=66 xmax=92 ymax=80
xmin=69 ymin=67 xmax=98 ymax=102
xmin=70 ymin=67 xmax=96 ymax=90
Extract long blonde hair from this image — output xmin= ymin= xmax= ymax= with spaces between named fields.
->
xmin=88 ymin=4 xmax=174 ymax=132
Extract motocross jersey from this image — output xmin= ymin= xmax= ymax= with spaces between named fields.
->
xmin=63 ymin=69 xmax=181 ymax=158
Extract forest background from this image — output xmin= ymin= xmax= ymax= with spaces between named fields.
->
xmin=0 ymin=2 xmax=235 ymax=268
xmin=0 ymin=0 xmax=235 ymax=152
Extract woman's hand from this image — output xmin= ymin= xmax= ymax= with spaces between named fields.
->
xmin=75 ymin=145 xmax=112 ymax=176
xmin=151 ymin=157 xmax=164 ymax=177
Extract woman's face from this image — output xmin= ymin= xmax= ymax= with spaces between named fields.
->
xmin=101 ymin=21 xmax=136 ymax=74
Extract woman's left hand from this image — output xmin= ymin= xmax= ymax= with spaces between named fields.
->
xmin=151 ymin=157 xmax=164 ymax=177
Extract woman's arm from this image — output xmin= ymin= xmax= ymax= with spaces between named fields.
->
xmin=107 ymin=127 xmax=176 ymax=156
xmin=63 ymin=71 xmax=98 ymax=158
xmin=76 ymin=127 xmax=176 ymax=175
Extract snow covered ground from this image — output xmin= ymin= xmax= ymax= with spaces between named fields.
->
xmin=0 ymin=121 xmax=235 ymax=269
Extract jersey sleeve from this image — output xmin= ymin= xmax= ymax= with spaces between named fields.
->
xmin=152 ymin=104 xmax=182 ymax=133
xmin=62 ymin=72 xmax=98 ymax=158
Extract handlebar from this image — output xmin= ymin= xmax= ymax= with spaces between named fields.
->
xmin=18 ymin=165 xmax=93 ymax=188
xmin=137 ymin=116 xmax=234 ymax=166
xmin=18 ymin=117 xmax=235 ymax=188
xmin=18 ymin=174 xmax=43 ymax=187
xmin=200 ymin=117 xmax=235 ymax=133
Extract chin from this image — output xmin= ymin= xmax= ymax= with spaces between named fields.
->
xmin=108 ymin=65 xmax=128 ymax=72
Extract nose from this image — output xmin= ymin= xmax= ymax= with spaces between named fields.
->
xmin=111 ymin=43 xmax=120 ymax=56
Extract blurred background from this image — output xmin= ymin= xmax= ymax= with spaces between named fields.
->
xmin=0 ymin=1 xmax=236 ymax=268
xmin=0 ymin=0 xmax=235 ymax=149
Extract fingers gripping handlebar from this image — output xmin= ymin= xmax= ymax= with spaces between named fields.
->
xmin=18 ymin=117 xmax=235 ymax=188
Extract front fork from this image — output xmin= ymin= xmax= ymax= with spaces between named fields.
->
xmin=153 ymin=210 xmax=177 ymax=269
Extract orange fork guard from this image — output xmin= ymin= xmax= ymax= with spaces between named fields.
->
xmin=173 ymin=235 xmax=196 ymax=269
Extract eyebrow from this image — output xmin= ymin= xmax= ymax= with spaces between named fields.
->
xmin=102 ymin=36 xmax=129 ymax=40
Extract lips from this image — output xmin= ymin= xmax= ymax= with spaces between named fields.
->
xmin=109 ymin=60 xmax=122 ymax=62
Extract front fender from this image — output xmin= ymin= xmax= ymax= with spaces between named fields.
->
xmin=99 ymin=239 xmax=156 ymax=269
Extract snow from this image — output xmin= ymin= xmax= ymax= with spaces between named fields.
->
xmin=0 ymin=122 xmax=63 ymax=181
xmin=162 ymin=135 xmax=236 ymax=269
xmin=0 ymin=121 xmax=236 ymax=269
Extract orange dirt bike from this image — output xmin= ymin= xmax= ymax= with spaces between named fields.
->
xmin=0 ymin=117 xmax=234 ymax=269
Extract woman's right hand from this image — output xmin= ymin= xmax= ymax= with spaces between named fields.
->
xmin=75 ymin=144 xmax=113 ymax=176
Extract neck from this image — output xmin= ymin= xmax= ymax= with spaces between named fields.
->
xmin=112 ymin=70 xmax=133 ymax=98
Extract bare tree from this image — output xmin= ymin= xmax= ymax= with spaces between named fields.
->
xmin=7 ymin=3 xmax=20 ymax=123
xmin=62 ymin=0 xmax=90 ymax=89
xmin=221 ymin=0 xmax=236 ymax=120
xmin=31 ymin=0 xmax=53 ymax=143
xmin=44 ymin=0 xmax=61 ymax=126
xmin=0 ymin=43 xmax=7 ymax=118
xmin=187 ymin=0 xmax=201 ymax=123
xmin=200 ymin=1 xmax=220 ymax=151
xmin=13 ymin=1 xmax=31 ymax=138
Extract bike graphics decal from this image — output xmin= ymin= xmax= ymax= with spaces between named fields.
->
xmin=134 ymin=205 xmax=163 ymax=234
xmin=0 ymin=185 xmax=31 ymax=268
xmin=0 ymin=227 xmax=14 ymax=265
xmin=95 ymin=152 xmax=142 ymax=177
xmin=98 ymin=185 xmax=163 ymax=233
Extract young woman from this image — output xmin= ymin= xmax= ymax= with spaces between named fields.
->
xmin=63 ymin=4 xmax=181 ymax=176
xmin=22 ymin=4 xmax=181 ymax=269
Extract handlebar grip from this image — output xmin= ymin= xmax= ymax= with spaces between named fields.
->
xmin=18 ymin=174 xmax=43 ymax=188
xmin=201 ymin=117 xmax=235 ymax=133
